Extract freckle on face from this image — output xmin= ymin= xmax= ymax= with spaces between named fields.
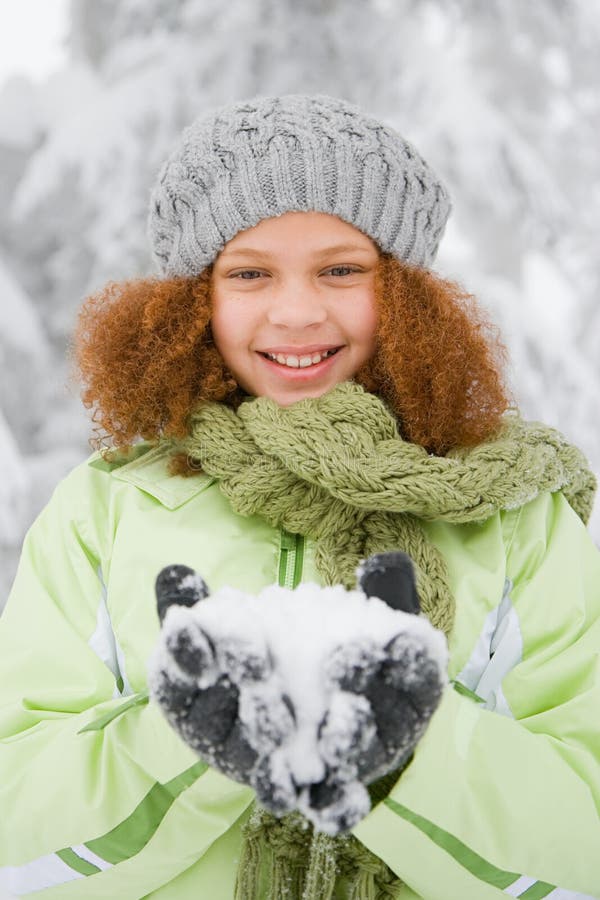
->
xmin=210 ymin=211 xmax=379 ymax=406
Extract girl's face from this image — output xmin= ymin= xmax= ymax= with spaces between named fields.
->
xmin=210 ymin=211 xmax=379 ymax=406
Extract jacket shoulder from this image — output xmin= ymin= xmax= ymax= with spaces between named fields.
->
xmin=57 ymin=442 xmax=214 ymax=511
xmin=502 ymin=489 xmax=597 ymax=584
xmin=46 ymin=442 xmax=158 ymax=506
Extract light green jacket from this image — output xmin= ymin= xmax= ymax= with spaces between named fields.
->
xmin=1 ymin=444 xmax=599 ymax=899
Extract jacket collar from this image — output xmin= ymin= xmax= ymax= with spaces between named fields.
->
xmin=109 ymin=444 xmax=215 ymax=510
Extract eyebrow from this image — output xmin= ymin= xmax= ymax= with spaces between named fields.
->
xmin=219 ymin=243 xmax=376 ymax=259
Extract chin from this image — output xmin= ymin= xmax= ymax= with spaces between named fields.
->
xmin=273 ymin=384 xmax=337 ymax=406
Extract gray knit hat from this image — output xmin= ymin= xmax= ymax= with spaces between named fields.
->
xmin=148 ymin=94 xmax=451 ymax=275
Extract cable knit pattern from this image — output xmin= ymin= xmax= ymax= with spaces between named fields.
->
xmin=176 ymin=382 xmax=595 ymax=638
xmin=148 ymin=94 xmax=451 ymax=274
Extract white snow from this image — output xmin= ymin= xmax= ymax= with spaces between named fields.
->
xmin=0 ymin=257 xmax=47 ymax=355
xmin=0 ymin=0 xmax=68 ymax=90
xmin=160 ymin=581 xmax=447 ymax=737
xmin=0 ymin=77 xmax=40 ymax=148
xmin=521 ymin=252 xmax=576 ymax=345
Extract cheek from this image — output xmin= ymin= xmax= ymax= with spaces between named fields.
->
xmin=210 ymin=291 xmax=231 ymax=341
xmin=351 ymin=292 xmax=379 ymax=350
xmin=210 ymin=297 xmax=250 ymax=358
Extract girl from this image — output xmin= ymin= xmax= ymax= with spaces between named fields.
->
xmin=0 ymin=94 xmax=599 ymax=900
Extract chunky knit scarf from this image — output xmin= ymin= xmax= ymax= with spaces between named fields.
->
xmin=174 ymin=382 xmax=595 ymax=900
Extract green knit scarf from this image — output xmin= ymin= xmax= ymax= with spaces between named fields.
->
xmin=173 ymin=382 xmax=595 ymax=900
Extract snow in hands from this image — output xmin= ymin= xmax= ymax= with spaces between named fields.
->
xmin=148 ymin=552 xmax=448 ymax=835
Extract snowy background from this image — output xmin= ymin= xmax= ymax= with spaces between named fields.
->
xmin=1 ymin=0 xmax=599 ymax=610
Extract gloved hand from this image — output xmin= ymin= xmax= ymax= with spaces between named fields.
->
xmin=149 ymin=552 xmax=447 ymax=834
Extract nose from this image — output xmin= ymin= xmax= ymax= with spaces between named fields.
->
xmin=266 ymin=281 xmax=327 ymax=329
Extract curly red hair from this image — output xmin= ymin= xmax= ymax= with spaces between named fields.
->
xmin=73 ymin=254 xmax=510 ymax=457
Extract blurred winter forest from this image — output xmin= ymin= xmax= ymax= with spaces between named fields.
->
xmin=1 ymin=0 xmax=599 ymax=607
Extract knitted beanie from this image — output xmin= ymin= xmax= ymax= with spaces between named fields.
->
xmin=148 ymin=94 xmax=451 ymax=276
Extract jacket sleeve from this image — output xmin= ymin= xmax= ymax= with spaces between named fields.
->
xmin=353 ymin=491 xmax=600 ymax=900
xmin=0 ymin=461 xmax=253 ymax=899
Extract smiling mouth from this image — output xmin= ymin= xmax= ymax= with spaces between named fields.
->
xmin=258 ymin=347 xmax=341 ymax=369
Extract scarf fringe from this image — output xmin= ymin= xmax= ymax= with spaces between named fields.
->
xmin=234 ymin=806 xmax=266 ymax=900
xmin=302 ymin=831 xmax=337 ymax=900
xmin=234 ymin=803 xmax=404 ymax=900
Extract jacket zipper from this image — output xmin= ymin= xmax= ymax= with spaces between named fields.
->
xmin=278 ymin=529 xmax=305 ymax=589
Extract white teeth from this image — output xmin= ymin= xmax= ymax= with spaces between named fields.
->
xmin=264 ymin=348 xmax=338 ymax=368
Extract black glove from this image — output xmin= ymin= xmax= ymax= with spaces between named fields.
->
xmin=149 ymin=552 xmax=447 ymax=834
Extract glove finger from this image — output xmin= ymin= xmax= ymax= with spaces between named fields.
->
xmin=155 ymin=564 xmax=209 ymax=623
xmin=253 ymin=753 xmax=296 ymax=816
xmin=324 ymin=640 xmax=382 ymax=693
xmin=165 ymin=618 xmax=217 ymax=685
xmin=318 ymin=692 xmax=375 ymax=768
xmin=301 ymin=778 xmax=371 ymax=835
xmin=357 ymin=635 xmax=444 ymax=772
xmin=358 ymin=551 xmax=420 ymax=614
xmin=381 ymin=632 xmax=445 ymax=713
